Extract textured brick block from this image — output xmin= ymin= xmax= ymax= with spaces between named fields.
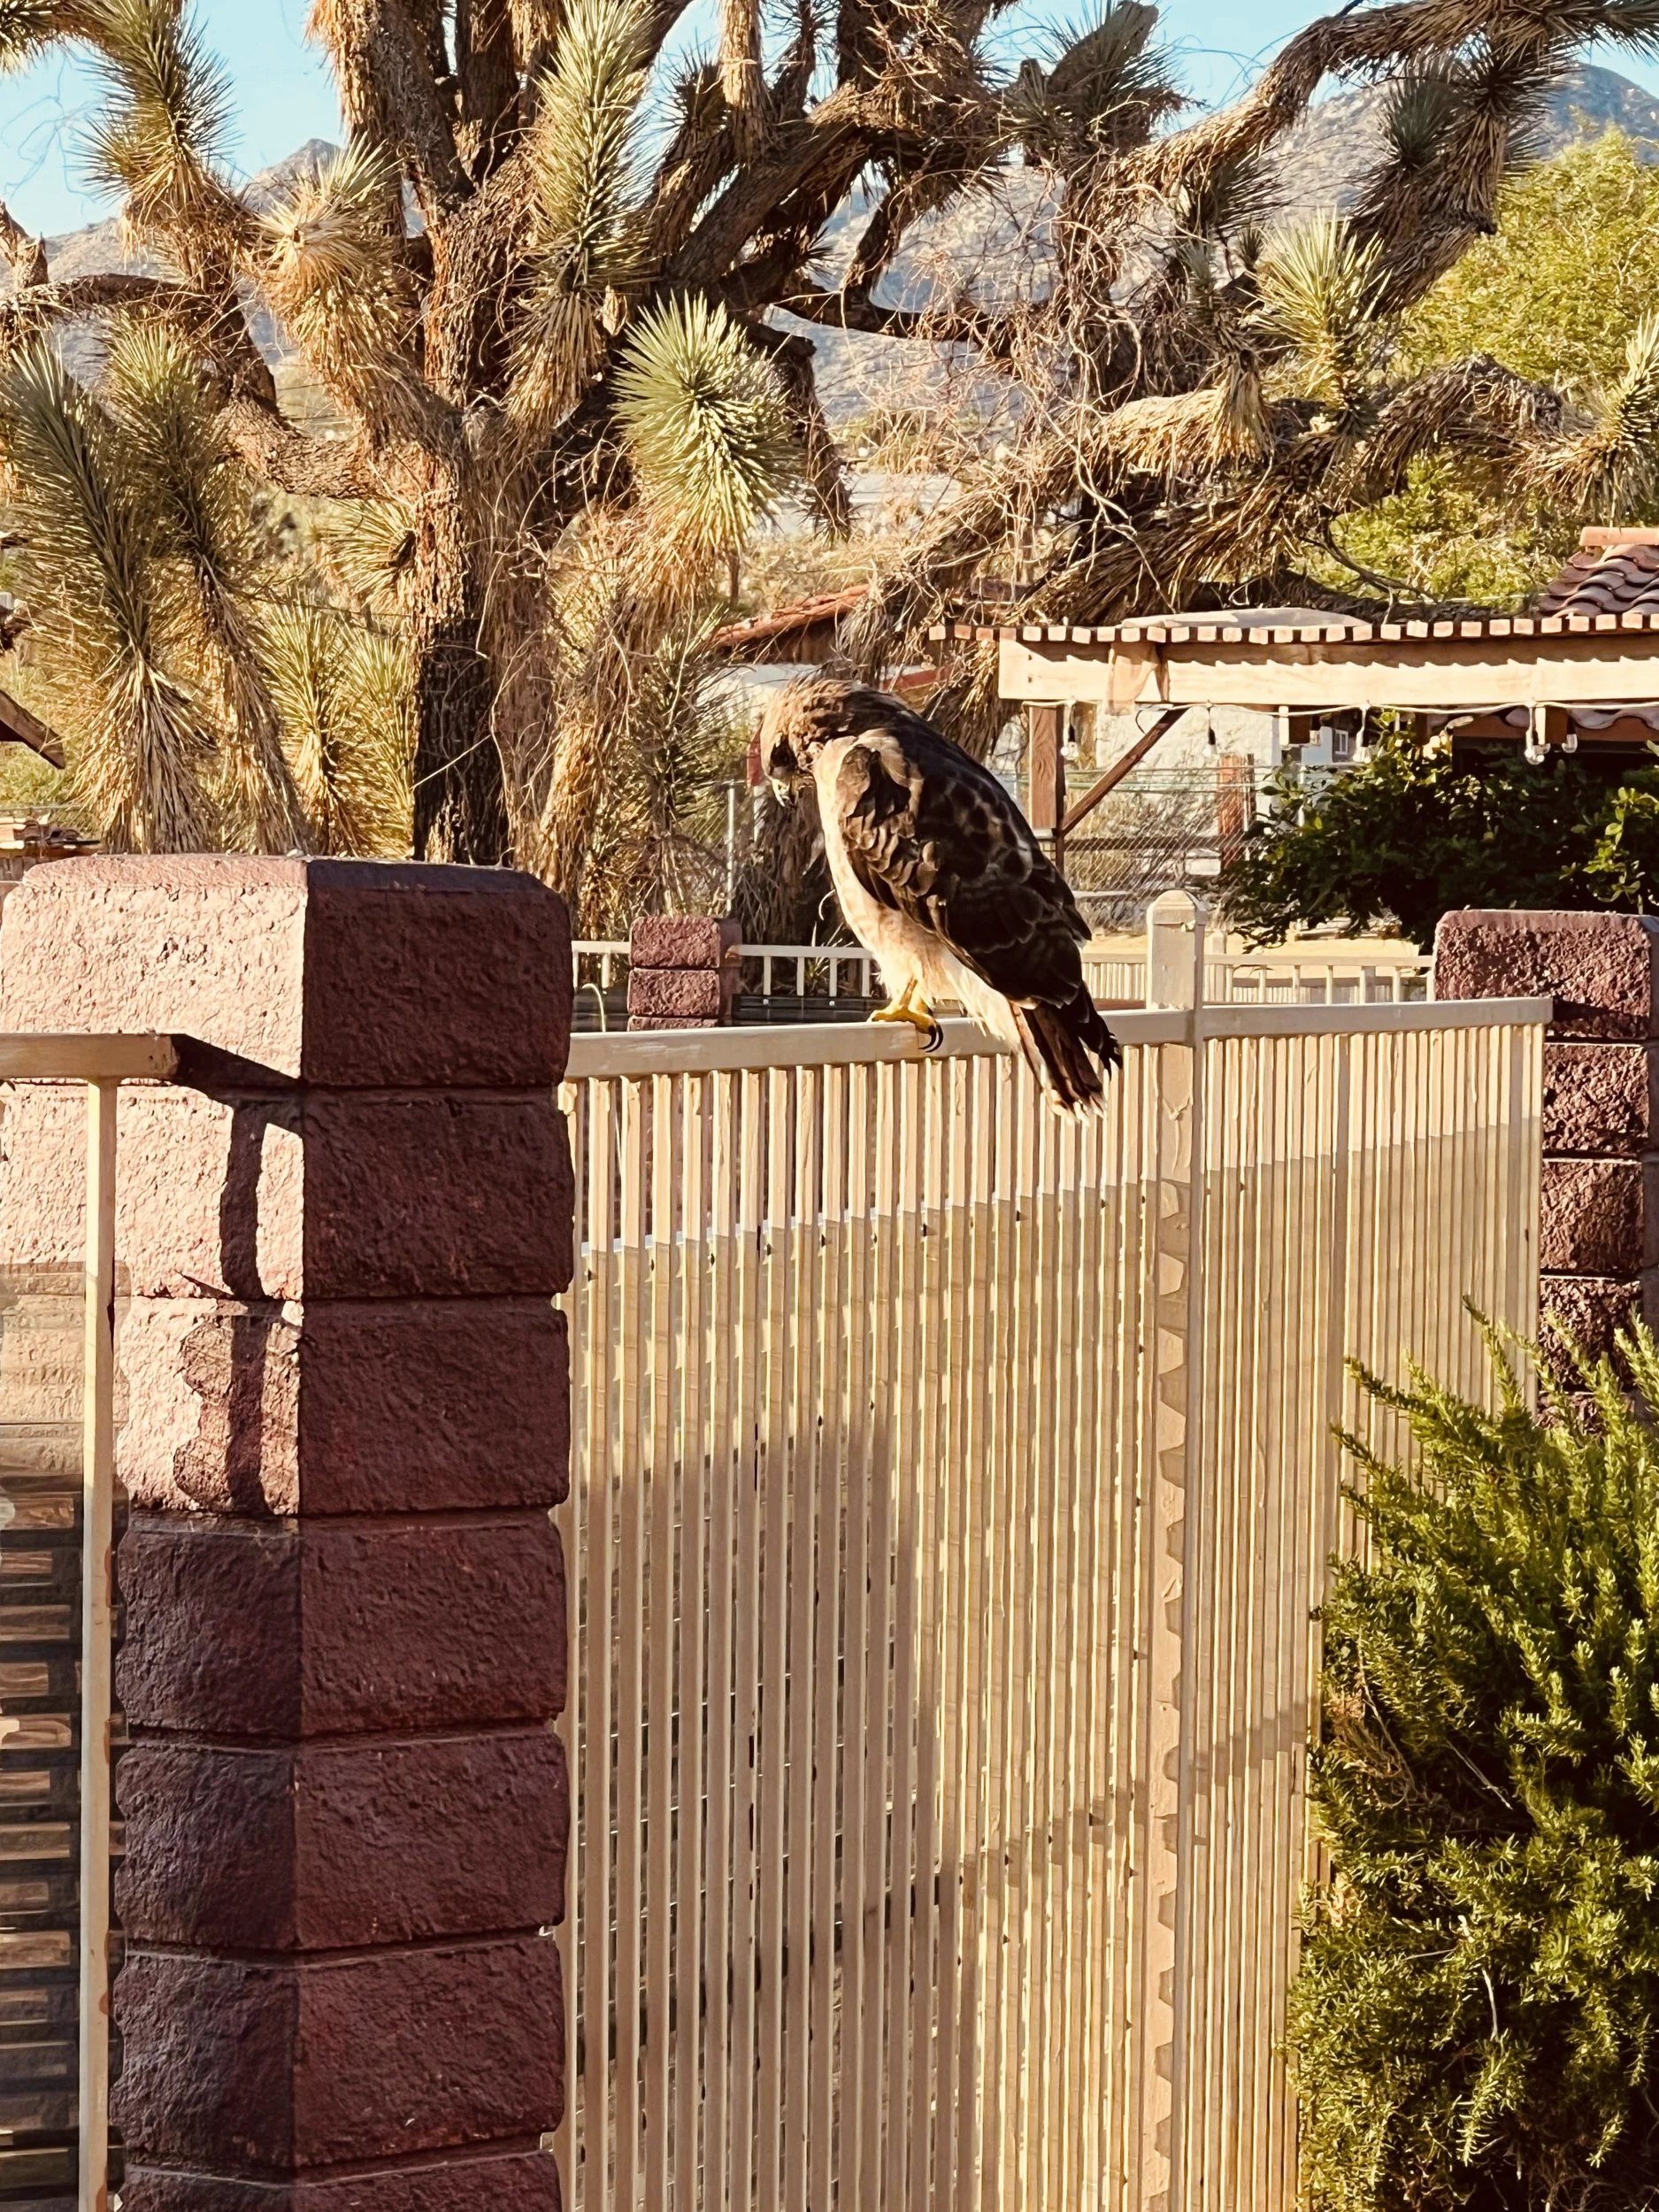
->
xmin=629 ymin=915 xmax=740 ymax=969
xmin=116 ymin=1732 xmax=568 ymax=1949
xmin=117 ymin=1513 xmax=566 ymax=1738
xmin=119 ymin=2150 xmax=561 ymax=2212
xmin=0 ymin=856 xmax=570 ymax=1087
xmin=1539 ymin=1156 xmax=1659 ymax=1274
xmin=1543 ymin=1042 xmax=1659 ymax=1156
xmin=1433 ymin=908 xmax=1659 ymax=1039
xmin=626 ymin=967 xmax=727 ymax=1019
xmin=1 ymin=1086 xmax=572 ymax=1299
xmin=1539 ymin=1271 xmax=1659 ymax=1378
xmin=626 ymin=1015 xmax=720 ymax=1031
xmin=117 ymin=1298 xmax=568 ymax=1517
xmin=114 ymin=1937 xmax=564 ymax=2167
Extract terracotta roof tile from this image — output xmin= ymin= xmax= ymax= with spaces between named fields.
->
xmin=1538 ymin=532 xmax=1659 ymax=617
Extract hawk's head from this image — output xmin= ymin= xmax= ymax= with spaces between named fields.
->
xmin=757 ymin=676 xmax=908 ymax=804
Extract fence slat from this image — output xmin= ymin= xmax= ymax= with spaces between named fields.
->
xmin=77 ymin=1080 xmax=117 ymax=2212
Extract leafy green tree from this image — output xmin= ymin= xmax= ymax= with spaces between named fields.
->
xmin=1329 ymin=129 xmax=1659 ymax=604
xmin=1289 ymin=1325 xmax=1659 ymax=2212
xmin=1221 ymin=731 xmax=1659 ymax=949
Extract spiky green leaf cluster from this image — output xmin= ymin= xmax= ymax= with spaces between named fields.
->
xmin=509 ymin=0 xmax=649 ymax=433
xmin=0 ymin=331 xmax=408 ymax=855
xmin=0 ymin=0 xmax=62 ymax=73
xmin=1257 ymin=215 xmax=1390 ymax=408
xmin=1289 ymin=1324 xmax=1659 ymax=2211
xmin=572 ymin=610 xmax=748 ymax=929
xmin=1540 ymin=309 xmax=1659 ymax=515
xmin=257 ymin=141 xmax=412 ymax=418
xmin=261 ymin=603 xmax=411 ymax=858
xmin=1010 ymin=2 xmax=1182 ymax=166
xmin=81 ymin=0 xmax=234 ymax=240
xmin=0 ymin=336 xmax=219 ymax=850
xmin=613 ymin=296 xmax=798 ymax=563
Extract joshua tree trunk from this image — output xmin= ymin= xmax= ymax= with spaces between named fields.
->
xmin=408 ymin=482 xmax=510 ymax=864
xmin=411 ymin=613 xmax=508 ymax=863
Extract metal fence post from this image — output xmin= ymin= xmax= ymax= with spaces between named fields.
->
xmin=1137 ymin=890 xmax=1208 ymax=2208
xmin=76 ymin=1079 xmax=116 ymax=2212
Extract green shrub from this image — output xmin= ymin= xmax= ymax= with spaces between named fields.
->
xmin=1221 ymin=733 xmax=1659 ymax=951
xmin=1289 ymin=1325 xmax=1659 ymax=2212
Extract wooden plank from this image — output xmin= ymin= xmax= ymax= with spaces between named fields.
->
xmin=565 ymin=1015 xmax=1187 ymax=1080
xmin=995 ymin=629 xmax=1659 ymax=711
xmin=1024 ymin=704 xmax=1064 ymax=833
xmin=0 ymin=1035 xmax=176 ymax=1082
xmin=1057 ymin=708 xmax=1185 ymax=839
xmin=0 ymin=686 xmax=66 ymax=766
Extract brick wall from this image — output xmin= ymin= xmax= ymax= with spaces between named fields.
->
xmin=0 ymin=857 xmax=573 ymax=2212
xmin=1435 ymin=908 xmax=1659 ymax=1365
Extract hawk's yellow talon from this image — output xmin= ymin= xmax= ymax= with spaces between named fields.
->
xmin=871 ymin=990 xmax=938 ymax=1041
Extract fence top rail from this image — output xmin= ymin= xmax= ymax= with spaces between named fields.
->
xmin=0 ymin=1032 xmax=178 ymax=1080
xmin=562 ymin=996 xmax=1551 ymax=1079
xmin=571 ymin=937 xmax=876 ymax=964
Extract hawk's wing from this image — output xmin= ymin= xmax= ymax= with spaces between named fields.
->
xmin=832 ymin=710 xmax=1090 ymax=1007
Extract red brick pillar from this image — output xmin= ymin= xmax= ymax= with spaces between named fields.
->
xmin=626 ymin=914 xmax=741 ymax=1029
xmin=1434 ymin=908 xmax=1659 ymax=1362
xmin=0 ymin=858 xmax=572 ymax=2212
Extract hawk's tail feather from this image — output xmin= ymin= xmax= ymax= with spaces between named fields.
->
xmin=1012 ymin=989 xmax=1122 ymax=1118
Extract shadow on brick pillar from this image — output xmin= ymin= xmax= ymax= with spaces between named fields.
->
xmin=1434 ymin=907 xmax=1659 ymax=1370
xmin=0 ymin=857 xmax=573 ymax=2212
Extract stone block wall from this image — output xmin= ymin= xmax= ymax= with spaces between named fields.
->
xmin=1434 ymin=907 xmax=1659 ymax=1364
xmin=0 ymin=857 xmax=573 ymax=2212
xmin=626 ymin=915 xmax=741 ymax=1030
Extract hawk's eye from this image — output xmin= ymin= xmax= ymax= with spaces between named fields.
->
xmin=768 ymin=741 xmax=796 ymax=780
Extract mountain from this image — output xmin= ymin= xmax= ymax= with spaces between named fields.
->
xmin=3 ymin=141 xmax=341 ymax=391
xmin=10 ymin=65 xmax=1659 ymax=423
xmin=792 ymin=63 xmax=1659 ymax=423
xmin=1268 ymin=61 xmax=1659 ymax=214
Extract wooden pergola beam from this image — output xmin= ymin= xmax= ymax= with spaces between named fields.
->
xmin=998 ymin=633 xmax=1659 ymax=716
xmin=0 ymin=685 xmax=66 ymax=768
xmin=1059 ymin=707 xmax=1185 ymax=838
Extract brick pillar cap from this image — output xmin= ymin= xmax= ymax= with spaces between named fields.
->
xmin=1433 ymin=907 xmax=1659 ymax=1041
xmin=629 ymin=914 xmax=741 ymax=970
xmin=0 ymin=856 xmax=572 ymax=1086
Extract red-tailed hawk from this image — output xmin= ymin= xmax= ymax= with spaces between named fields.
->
xmin=761 ymin=678 xmax=1120 ymax=1115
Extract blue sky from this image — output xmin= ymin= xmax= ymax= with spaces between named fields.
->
xmin=3 ymin=0 xmax=1658 ymax=238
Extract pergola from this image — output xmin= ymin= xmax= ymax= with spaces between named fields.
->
xmin=938 ymin=528 xmax=1659 ymax=850
xmin=990 ymin=604 xmax=1659 ymax=744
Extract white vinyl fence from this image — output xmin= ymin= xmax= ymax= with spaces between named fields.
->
xmin=1079 ymin=937 xmax=1428 ymax=1006
xmin=552 ymin=898 xmax=1543 ymax=2212
xmin=572 ymin=937 xmax=1429 ymax=1025
xmin=0 ymin=1031 xmax=179 ymax=2212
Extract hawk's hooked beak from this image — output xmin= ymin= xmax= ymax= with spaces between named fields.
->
xmin=769 ymin=775 xmax=794 ymax=807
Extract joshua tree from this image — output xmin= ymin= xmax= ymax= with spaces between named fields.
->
xmin=4 ymin=0 xmax=1659 ymax=892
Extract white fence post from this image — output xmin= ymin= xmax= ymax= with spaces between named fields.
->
xmin=1146 ymin=889 xmax=1206 ymax=1013
xmin=1136 ymin=891 xmax=1208 ymax=2208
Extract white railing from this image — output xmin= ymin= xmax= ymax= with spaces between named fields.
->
xmin=552 ymin=901 xmax=1544 ymax=2212
xmin=0 ymin=1031 xmax=177 ymax=2212
xmin=1081 ymin=935 xmax=1429 ymax=1007
xmin=572 ymin=939 xmax=879 ymax=1015
xmin=574 ymin=934 xmax=1430 ymax=1020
